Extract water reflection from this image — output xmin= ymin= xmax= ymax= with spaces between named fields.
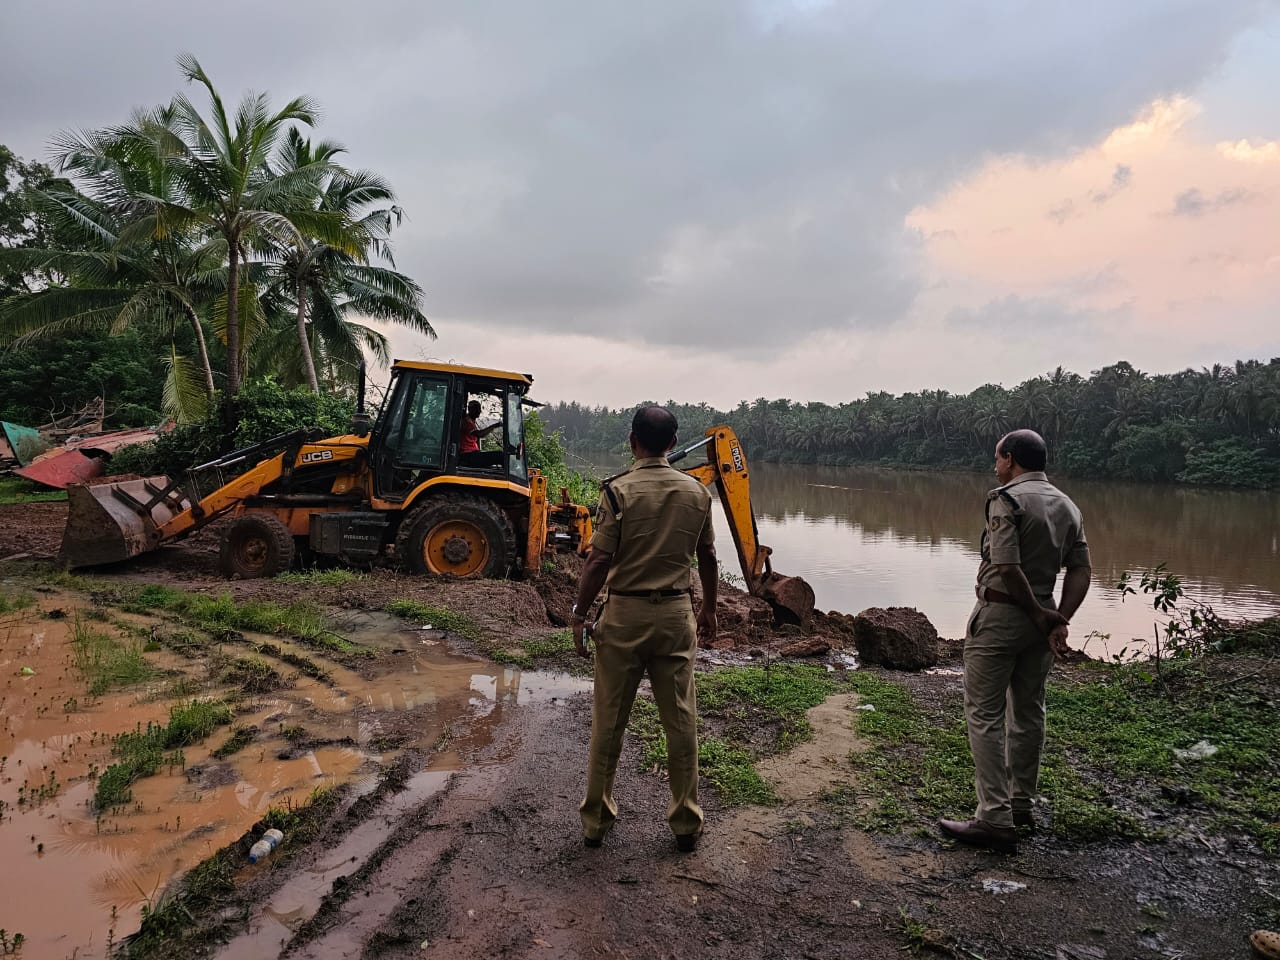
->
xmin=585 ymin=453 xmax=1280 ymax=644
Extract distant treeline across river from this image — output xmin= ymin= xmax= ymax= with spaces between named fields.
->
xmin=540 ymin=358 xmax=1280 ymax=489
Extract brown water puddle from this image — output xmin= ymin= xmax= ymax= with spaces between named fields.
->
xmin=0 ymin=595 xmax=591 ymax=959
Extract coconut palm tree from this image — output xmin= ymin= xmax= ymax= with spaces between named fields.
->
xmin=0 ymin=125 xmax=226 ymax=421
xmin=139 ymin=55 xmax=357 ymax=398
xmin=261 ymin=130 xmax=432 ymax=392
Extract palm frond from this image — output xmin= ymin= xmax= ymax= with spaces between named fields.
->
xmin=162 ymin=345 xmax=212 ymax=423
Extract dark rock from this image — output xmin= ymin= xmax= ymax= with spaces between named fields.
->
xmin=780 ymin=637 xmax=831 ymax=658
xmin=851 ymin=607 xmax=940 ymax=670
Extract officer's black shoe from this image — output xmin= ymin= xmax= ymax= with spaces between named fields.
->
xmin=675 ymin=832 xmax=700 ymax=853
xmin=1012 ymin=809 xmax=1036 ymax=835
xmin=583 ymin=835 xmax=603 ymax=848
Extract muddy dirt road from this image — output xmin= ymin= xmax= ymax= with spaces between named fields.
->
xmin=0 ymin=504 xmax=1276 ymax=960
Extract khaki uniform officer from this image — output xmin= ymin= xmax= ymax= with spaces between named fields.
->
xmin=940 ymin=429 xmax=1091 ymax=854
xmin=571 ymin=406 xmax=718 ymax=852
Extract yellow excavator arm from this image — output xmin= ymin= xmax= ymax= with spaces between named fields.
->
xmin=673 ymin=426 xmax=815 ymax=625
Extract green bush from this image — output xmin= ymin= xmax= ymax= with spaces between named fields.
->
xmin=1178 ymin=438 xmax=1278 ymax=488
xmin=1108 ymin=422 xmax=1190 ymax=482
xmin=526 ymin=410 xmax=600 ymax=506
xmin=107 ymin=377 xmax=356 ymax=479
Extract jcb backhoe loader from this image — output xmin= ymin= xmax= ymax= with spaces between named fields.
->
xmin=61 ymin=361 xmax=593 ymax=579
xmin=60 ymin=361 xmax=815 ymax=623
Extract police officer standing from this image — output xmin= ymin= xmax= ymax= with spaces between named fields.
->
xmin=571 ymin=406 xmax=718 ymax=852
xmin=940 ymin=430 xmax=1091 ymax=853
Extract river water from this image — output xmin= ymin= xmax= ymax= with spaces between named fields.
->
xmin=577 ymin=455 xmax=1280 ymax=653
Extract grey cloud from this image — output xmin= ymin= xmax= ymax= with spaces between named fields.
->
xmin=0 ymin=0 xmax=1270 ymax=354
xmin=1171 ymin=187 xmax=1254 ymax=217
xmin=1047 ymin=199 xmax=1078 ymax=224
xmin=946 ymin=294 xmax=1107 ymax=336
xmin=1091 ymin=163 xmax=1133 ymax=203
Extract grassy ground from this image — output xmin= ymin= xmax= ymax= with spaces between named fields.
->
xmin=384 ymin=600 xmax=588 ymax=672
xmin=0 ymin=588 xmax=35 ymax=614
xmin=71 ymin=616 xmax=158 ymax=696
xmin=0 ymin=476 xmax=66 ymax=505
xmin=824 ymin=633 xmax=1280 ymax=850
xmin=627 ymin=663 xmax=843 ymax=806
xmin=385 ymin=599 xmax=480 ymax=639
xmin=120 ymin=583 xmax=371 ymax=659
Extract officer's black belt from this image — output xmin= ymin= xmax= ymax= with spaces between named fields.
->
xmin=975 ymin=584 xmax=1018 ymax=605
xmin=609 ymin=588 xmax=691 ymax=599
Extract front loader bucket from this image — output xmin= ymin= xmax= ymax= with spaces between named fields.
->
xmin=757 ymin=571 xmax=817 ymax=627
xmin=60 ymin=477 xmax=191 ymax=568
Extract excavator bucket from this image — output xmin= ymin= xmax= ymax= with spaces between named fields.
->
xmin=60 ymin=478 xmax=191 ymax=568
xmin=756 ymin=571 xmax=817 ymax=627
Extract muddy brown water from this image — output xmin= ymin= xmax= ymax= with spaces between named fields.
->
xmin=580 ymin=455 xmax=1280 ymax=649
xmin=0 ymin=597 xmax=589 ymax=959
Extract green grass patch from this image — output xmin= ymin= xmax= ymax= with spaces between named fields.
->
xmin=95 ymin=700 xmax=233 ymax=809
xmin=385 ymin=599 xmax=480 ymax=639
xmin=836 ymin=670 xmax=1143 ymax=841
xmin=834 ymin=660 xmax=1279 ymax=848
xmin=624 ymin=664 xmax=843 ymax=807
xmin=697 ymin=663 xmax=838 ymax=749
xmin=274 ymin=569 xmax=365 ymax=587
xmin=0 ymin=476 xmax=67 ymax=504
xmin=491 ymin=629 xmax=576 ymax=668
xmin=1046 ymin=665 xmax=1280 ymax=848
xmin=211 ymin=726 xmax=255 ymax=760
xmin=0 ymin=590 xmax=35 ymax=614
xmin=122 ymin=585 xmax=368 ymax=658
xmin=71 ymin=617 xmax=158 ymax=695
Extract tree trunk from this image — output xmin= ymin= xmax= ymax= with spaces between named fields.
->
xmin=182 ymin=302 xmax=217 ymax=398
xmin=296 ymin=284 xmax=320 ymax=393
xmin=226 ymin=240 xmax=241 ymax=397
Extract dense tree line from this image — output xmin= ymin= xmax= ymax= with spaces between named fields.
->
xmin=0 ymin=56 xmax=429 ymax=426
xmin=541 ymin=360 xmax=1280 ymax=487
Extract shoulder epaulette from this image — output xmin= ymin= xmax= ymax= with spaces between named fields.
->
xmin=600 ymin=478 xmax=622 ymax=520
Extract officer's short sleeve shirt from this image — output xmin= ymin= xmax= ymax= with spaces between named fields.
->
xmin=977 ymin=472 xmax=1091 ymax=600
xmin=589 ymin=457 xmax=714 ymax=593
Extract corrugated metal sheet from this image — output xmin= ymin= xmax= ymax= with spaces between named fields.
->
xmin=14 ymin=449 xmax=104 ymax=489
xmin=66 ymin=428 xmax=159 ymax=455
xmin=1 ymin=421 xmax=47 ymax=466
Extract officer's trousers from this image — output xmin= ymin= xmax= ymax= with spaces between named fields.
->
xmin=962 ymin=600 xmax=1054 ymax=828
xmin=580 ymin=594 xmax=703 ymax=840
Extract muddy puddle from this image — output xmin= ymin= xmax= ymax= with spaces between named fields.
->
xmin=0 ymin=594 xmax=591 ymax=959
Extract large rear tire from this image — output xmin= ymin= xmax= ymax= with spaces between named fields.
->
xmin=397 ymin=493 xmax=515 ymax=578
xmin=219 ymin=514 xmax=296 ymax=579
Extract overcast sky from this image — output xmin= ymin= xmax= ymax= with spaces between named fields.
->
xmin=3 ymin=1 xmax=1279 ymax=408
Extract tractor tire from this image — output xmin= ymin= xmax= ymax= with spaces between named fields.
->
xmin=397 ymin=493 xmax=516 ymax=579
xmin=219 ymin=514 xmax=296 ymax=579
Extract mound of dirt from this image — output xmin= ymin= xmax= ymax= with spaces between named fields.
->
xmin=850 ymin=606 xmax=940 ymax=670
xmin=533 ymin=554 xmax=585 ymax=626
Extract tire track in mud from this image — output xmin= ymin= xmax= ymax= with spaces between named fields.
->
xmin=284 ymin=697 xmax=902 ymax=960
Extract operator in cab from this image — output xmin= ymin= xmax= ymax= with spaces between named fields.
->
xmin=459 ymin=399 xmax=503 ymax=468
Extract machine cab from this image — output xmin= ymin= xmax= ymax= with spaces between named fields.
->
xmin=369 ymin=361 xmax=533 ymax=502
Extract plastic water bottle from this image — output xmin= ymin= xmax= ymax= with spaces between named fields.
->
xmin=248 ymin=828 xmax=285 ymax=864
